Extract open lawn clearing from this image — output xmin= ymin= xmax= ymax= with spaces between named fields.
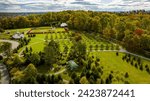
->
xmin=91 ymin=52 xmax=150 ymax=84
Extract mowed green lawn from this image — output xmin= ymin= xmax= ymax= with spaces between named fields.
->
xmin=92 ymin=52 xmax=150 ymax=84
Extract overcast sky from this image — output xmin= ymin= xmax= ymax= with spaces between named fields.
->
xmin=0 ymin=0 xmax=150 ymax=12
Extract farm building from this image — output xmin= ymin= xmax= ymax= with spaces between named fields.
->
xmin=12 ymin=32 xmax=24 ymax=39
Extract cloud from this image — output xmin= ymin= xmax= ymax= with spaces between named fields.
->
xmin=0 ymin=0 xmax=150 ymax=12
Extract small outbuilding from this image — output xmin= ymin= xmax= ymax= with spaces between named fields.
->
xmin=67 ymin=60 xmax=78 ymax=70
xmin=60 ymin=23 xmax=68 ymax=27
xmin=12 ymin=32 xmax=24 ymax=39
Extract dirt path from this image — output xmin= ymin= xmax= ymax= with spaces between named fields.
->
xmin=19 ymin=41 xmax=42 ymax=56
xmin=0 ymin=63 xmax=10 ymax=84
xmin=0 ymin=40 xmax=19 ymax=50
xmin=0 ymin=40 xmax=19 ymax=84
xmin=88 ymin=49 xmax=150 ymax=61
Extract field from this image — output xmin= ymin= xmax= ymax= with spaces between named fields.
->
xmin=1 ymin=26 xmax=150 ymax=84
xmin=92 ymin=52 xmax=150 ymax=83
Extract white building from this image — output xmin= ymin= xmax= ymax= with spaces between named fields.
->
xmin=12 ymin=32 xmax=24 ymax=39
xmin=60 ymin=23 xmax=68 ymax=27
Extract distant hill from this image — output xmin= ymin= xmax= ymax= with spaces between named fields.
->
xmin=0 ymin=12 xmax=47 ymax=17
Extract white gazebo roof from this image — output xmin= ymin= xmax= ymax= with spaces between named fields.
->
xmin=60 ymin=23 xmax=68 ymax=27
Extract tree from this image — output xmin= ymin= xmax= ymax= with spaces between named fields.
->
xmin=45 ymin=34 xmax=49 ymax=42
xmin=30 ymin=47 xmax=33 ymax=52
xmin=1 ymin=42 xmax=12 ymax=58
xmin=116 ymin=52 xmax=119 ymax=56
xmin=95 ymin=44 xmax=99 ymax=51
xmin=105 ymin=74 xmax=113 ymax=84
xmin=11 ymin=70 xmax=24 ymax=84
xmin=23 ymin=64 xmax=38 ymax=83
xmin=0 ymin=55 xmax=3 ymax=60
xmin=140 ymin=65 xmax=143 ymax=71
xmin=36 ymin=74 xmax=43 ymax=84
xmin=12 ymin=54 xmax=24 ymax=67
xmin=111 ymin=44 xmax=114 ymax=50
xmin=71 ymin=72 xmax=77 ymax=79
xmin=125 ymin=72 xmax=129 ymax=78
xmin=69 ymin=79 xmax=74 ymax=84
xmin=100 ymin=44 xmax=104 ymax=50
xmin=106 ymin=44 xmax=109 ymax=50
xmin=100 ymin=13 xmax=111 ymax=32
xmin=25 ymin=47 xmax=29 ymax=53
xmin=68 ymin=41 xmax=86 ymax=64
xmin=29 ymin=53 xmax=40 ymax=66
xmin=80 ymin=76 xmax=89 ymax=84
xmin=115 ymin=21 xmax=126 ymax=41
xmin=44 ymin=40 xmax=60 ymax=66
xmin=64 ymin=45 xmax=69 ymax=54
xmin=0 ymin=28 xmax=4 ymax=33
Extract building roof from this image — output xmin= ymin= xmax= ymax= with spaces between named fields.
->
xmin=12 ymin=33 xmax=24 ymax=39
xmin=60 ymin=23 xmax=68 ymax=27
xmin=68 ymin=60 xmax=78 ymax=70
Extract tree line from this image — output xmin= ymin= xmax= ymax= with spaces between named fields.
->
xmin=0 ymin=10 xmax=150 ymax=56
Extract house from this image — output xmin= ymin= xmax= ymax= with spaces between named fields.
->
xmin=12 ymin=32 xmax=24 ymax=39
xmin=60 ymin=23 xmax=68 ymax=27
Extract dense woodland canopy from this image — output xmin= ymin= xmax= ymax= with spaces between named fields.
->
xmin=0 ymin=10 xmax=150 ymax=57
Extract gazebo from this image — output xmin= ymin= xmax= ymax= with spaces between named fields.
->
xmin=60 ymin=23 xmax=68 ymax=27
xmin=67 ymin=60 xmax=78 ymax=70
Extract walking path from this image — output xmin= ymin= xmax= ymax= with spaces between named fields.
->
xmin=88 ymin=49 xmax=150 ymax=61
xmin=0 ymin=63 xmax=10 ymax=84
xmin=54 ymin=69 xmax=66 ymax=75
xmin=0 ymin=40 xmax=19 ymax=50
xmin=19 ymin=41 xmax=42 ymax=56
xmin=0 ymin=40 xmax=19 ymax=84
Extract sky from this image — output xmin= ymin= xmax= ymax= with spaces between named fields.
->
xmin=0 ymin=0 xmax=150 ymax=12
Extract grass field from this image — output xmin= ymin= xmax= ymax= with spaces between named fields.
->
xmin=91 ymin=52 xmax=150 ymax=84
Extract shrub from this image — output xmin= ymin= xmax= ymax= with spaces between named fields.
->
xmin=116 ymin=52 xmax=119 ymax=56
xmin=101 ymin=79 xmax=104 ymax=84
xmin=116 ymin=45 xmax=120 ymax=50
xmin=25 ymin=47 xmax=28 ymax=53
xmin=106 ymin=44 xmax=109 ymax=50
xmin=133 ymin=57 xmax=136 ymax=61
xmin=89 ymin=45 xmax=93 ymax=51
xmin=122 ymin=56 xmax=125 ymax=61
xmin=135 ymin=63 xmax=138 ymax=68
xmin=146 ymin=67 xmax=150 ymax=74
xmin=0 ymin=28 xmax=4 ymax=33
xmin=137 ymin=58 xmax=141 ymax=65
xmin=13 ymin=49 xmax=18 ymax=53
xmin=126 ymin=59 xmax=129 ymax=63
xmin=95 ymin=44 xmax=99 ymax=51
xmin=124 ymin=81 xmax=130 ymax=84
xmin=145 ymin=64 xmax=149 ymax=69
xmin=0 ymin=55 xmax=3 ymax=60
xmin=100 ymin=44 xmax=104 ymax=50
xmin=111 ymin=44 xmax=114 ymax=50
xmin=130 ymin=61 xmax=134 ymax=66
xmin=125 ymin=72 xmax=129 ymax=78
xmin=140 ymin=65 xmax=143 ymax=71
